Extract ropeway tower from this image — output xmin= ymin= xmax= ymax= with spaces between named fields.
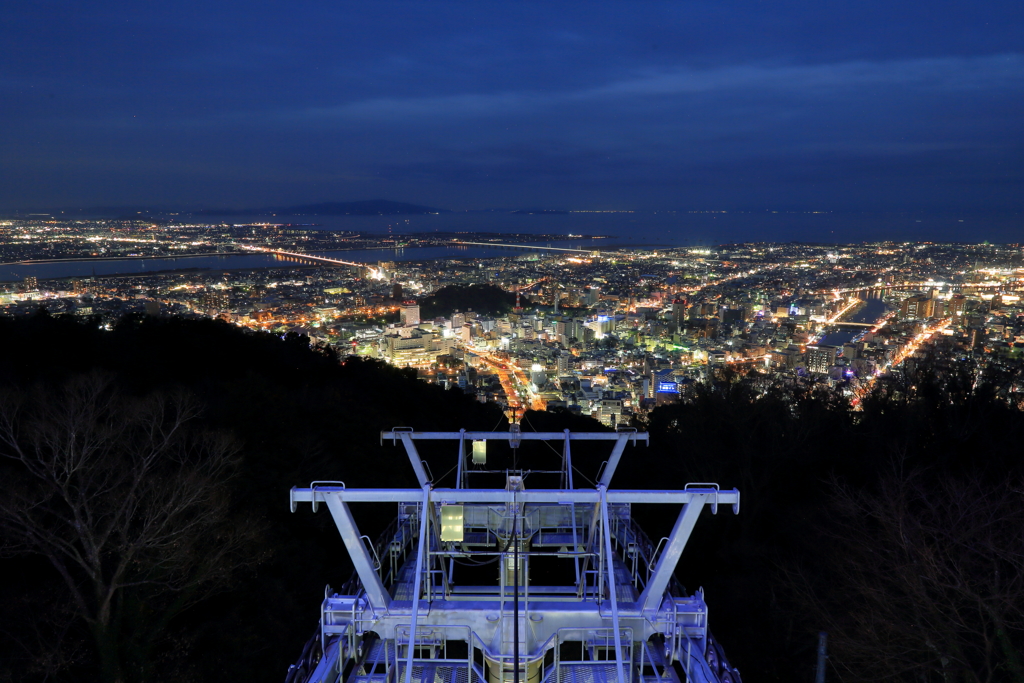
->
xmin=286 ymin=427 xmax=743 ymax=683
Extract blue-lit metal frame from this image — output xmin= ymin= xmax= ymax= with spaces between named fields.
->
xmin=287 ymin=428 xmax=743 ymax=683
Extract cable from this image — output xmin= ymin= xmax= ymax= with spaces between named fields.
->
xmin=512 ymin=488 xmax=520 ymax=683
xmin=523 ymin=414 xmax=597 ymax=486
xmin=434 ymin=462 xmax=459 ymax=486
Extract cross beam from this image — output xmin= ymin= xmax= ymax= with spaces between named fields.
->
xmin=382 ymin=430 xmax=649 ymax=443
xmin=291 ymin=484 xmax=739 ymax=616
xmin=384 ymin=428 xmax=647 ymax=489
xmin=291 ymin=487 xmax=739 ymax=507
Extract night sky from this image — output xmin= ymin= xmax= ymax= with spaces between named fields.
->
xmin=1 ymin=1 xmax=1021 ymax=214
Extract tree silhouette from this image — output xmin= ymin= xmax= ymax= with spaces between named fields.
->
xmin=0 ymin=374 xmax=258 ymax=683
xmin=795 ymin=471 xmax=1024 ymax=682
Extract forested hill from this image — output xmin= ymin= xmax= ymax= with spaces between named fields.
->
xmin=0 ymin=314 xmax=513 ymax=682
xmin=418 ymin=283 xmax=520 ymax=318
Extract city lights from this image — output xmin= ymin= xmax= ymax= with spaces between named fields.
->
xmin=0 ymin=222 xmax=1020 ymax=421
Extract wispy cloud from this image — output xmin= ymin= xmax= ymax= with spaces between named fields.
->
xmin=294 ymin=53 xmax=1024 ymax=124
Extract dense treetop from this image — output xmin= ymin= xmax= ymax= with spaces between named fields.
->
xmin=418 ymin=283 xmax=520 ymax=318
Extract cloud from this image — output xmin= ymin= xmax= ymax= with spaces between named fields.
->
xmin=293 ymin=53 xmax=1024 ymax=124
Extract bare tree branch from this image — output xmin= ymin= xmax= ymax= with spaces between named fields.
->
xmin=788 ymin=470 xmax=1024 ymax=683
xmin=0 ymin=373 xmax=259 ymax=683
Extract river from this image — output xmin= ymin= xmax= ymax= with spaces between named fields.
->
xmin=817 ymin=298 xmax=890 ymax=346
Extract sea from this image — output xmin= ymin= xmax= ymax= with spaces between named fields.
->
xmin=2 ymin=210 xmax=1018 ymax=282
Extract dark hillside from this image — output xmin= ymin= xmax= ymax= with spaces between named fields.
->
xmin=624 ymin=373 xmax=1024 ymax=682
xmin=0 ymin=314 xmax=507 ymax=682
xmin=1 ymin=314 xmax=1021 ymax=683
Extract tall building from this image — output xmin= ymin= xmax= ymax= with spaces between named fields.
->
xmin=586 ymin=316 xmax=613 ymax=339
xmin=400 ymin=302 xmax=420 ymax=327
xmin=900 ymin=295 xmax=934 ymax=321
xmin=671 ymin=299 xmax=685 ymax=332
xmin=24 ymin=275 xmax=38 ymax=290
xmin=556 ymin=353 xmax=571 ymax=374
xmin=202 ymin=288 xmax=230 ymax=311
xmin=806 ymin=345 xmax=838 ymax=375
xmin=530 ymin=363 xmax=547 ymax=391
xmin=948 ymin=294 xmax=968 ymax=317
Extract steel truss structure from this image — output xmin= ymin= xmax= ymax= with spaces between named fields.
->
xmin=286 ymin=428 xmax=743 ymax=683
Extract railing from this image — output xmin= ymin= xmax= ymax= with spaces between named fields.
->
xmin=554 ymin=627 xmax=634 ymax=683
xmin=339 ymin=508 xmax=417 ymax=597
xmin=393 ymin=625 xmax=483 ymax=683
xmin=635 ymin=638 xmax=670 ymax=683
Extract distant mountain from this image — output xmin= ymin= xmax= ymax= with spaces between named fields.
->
xmin=194 ymin=200 xmax=448 ymax=217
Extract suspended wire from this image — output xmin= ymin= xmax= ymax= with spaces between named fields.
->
xmin=434 ymin=461 xmax=459 ymax=487
xmin=522 ymin=413 xmax=597 ymax=487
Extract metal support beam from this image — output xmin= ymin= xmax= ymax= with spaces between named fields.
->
xmin=384 ymin=431 xmax=650 ymax=443
xmin=599 ymin=486 xmax=627 ymax=683
xmin=598 ymin=433 xmax=633 ymax=488
xmin=456 ymin=429 xmax=466 ymax=489
xmin=323 ymin=496 xmax=391 ymax=614
xmin=405 ymin=485 xmax=432 ymax=683
xmin=292 ymin=487 xmax=739 ymax=506
xmin=562 ymin=429 xmax=573 ymax=489
xmin=563 ymin=430 xmax=581 ymax=585
xmin=399 ymin=433 xmax=431 ymax=486
xmin=638 ymin=494 xmax=708 ymax=614
xmin=576 ymin=501 xmax=602 ymax=599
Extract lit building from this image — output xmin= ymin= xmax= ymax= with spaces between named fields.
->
xmin=806 ymin=345 xmax=838 ymax=375
xmin=400 ymin=302 xmax=420 ymax=327
xmin=900 ymin=295 xmax=934 ymax=321
xmin=586 ymin=316 xmax=613 ymax=339
xmin=379 ymin=327 xmax=452 ymax=367
xmin=530 ymin=363 xmax=547 ymax=391
xmin=655 ymin=380 xmax=680 ymax=406
xmin=948 ymin=294 xmax=967 ymax=317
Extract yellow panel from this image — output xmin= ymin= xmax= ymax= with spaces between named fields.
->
xmin=440 ymin=505 xmax=464 ymax=542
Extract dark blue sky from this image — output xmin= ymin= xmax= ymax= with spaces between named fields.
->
xmin=0 ymin=1 xmax=1021 ymax=213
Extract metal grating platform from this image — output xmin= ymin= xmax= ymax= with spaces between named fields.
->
xmin=558 ymin=664 xmax=620 ymax=683
xmin=393 ymin=664 xmax=483 ymax=683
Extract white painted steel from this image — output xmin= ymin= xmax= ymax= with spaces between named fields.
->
xmin=287 ymin=429 xmax=742 ymax=683
xmin=292 ymin=488 xmax=739 ymax=506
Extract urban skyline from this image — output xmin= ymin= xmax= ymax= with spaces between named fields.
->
xmin=2 ymin=217 xmax=1021 ymax=419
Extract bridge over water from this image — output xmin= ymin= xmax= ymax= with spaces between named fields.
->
xmin=239 ymin=246 xmax=382 ymax=277
xmin=449 ymin=240 xmax=601 ymax=255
